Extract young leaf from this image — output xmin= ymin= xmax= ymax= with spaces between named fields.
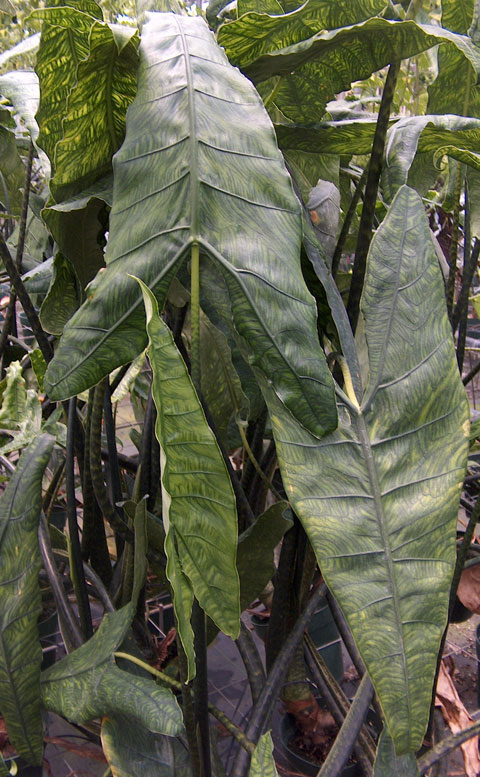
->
xmin=249 ymin=732 xmax=279 ymax=777
xmin=267 ymin=186 xmax=469 ymax=754
xmin=0 ymin=434 xmax=55 ymax=765
xmin=138 ymin=278 xmax=240 ymax=678
xmin=44 ymin=12 xmax=337 ymax=441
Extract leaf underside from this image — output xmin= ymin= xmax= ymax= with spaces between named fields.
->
xmin=268 ymin=186 xmax=469 ymax=754
xmin=44 ymin=12 xmax=337 ymax=440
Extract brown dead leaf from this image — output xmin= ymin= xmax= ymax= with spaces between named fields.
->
xmin=44 ymin=737 xmax=106 ymax=763
xmin=435 ymin=659 xmax=480 ymax=777
xmin=457 ymin=564 xmax=480 ymax=613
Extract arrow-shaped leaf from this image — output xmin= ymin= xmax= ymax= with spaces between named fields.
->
xmin=138 ymin=279 xmax=240 ymax=678
xmin=0 ymin=434 xmax=55 ymax=765
xmin=267 ymin=186 xmax=469 ymax=753
xmin=44 ymin=12 xmax=337 ymax=440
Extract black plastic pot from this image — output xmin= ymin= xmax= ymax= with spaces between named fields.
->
xmin=279 ymin=708 xmax=359 ymax=777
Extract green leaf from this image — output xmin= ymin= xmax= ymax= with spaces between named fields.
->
xmin=44 ymin=12 xmax=337 ymax=441
xmin=249 ymin=732 xmax=279 ymax=777
xmin=33 ymin=1 xmax=103 ymax=169
xmin=0 ymin=70 xmax=39 ymax=143
xmin=237 ymin=502 xmax=293 ymax=612
xmin=138 ymin=278 xmax=240 ymax=678
xmin=0 ymin=361 xmax=27 ymax=428
xmin=41 ymin=605 xmax=184 ymax=735
xmin=223 ymin=18 xmax=480 ymax=123
xmin=276 ymin=119 xmax=394 ymax=158
xmin=45 ymin=19 xmax=139 ymax=200
xmin=374 ymin=728 xmax=420 ymax=776
xmin=40 ymin=253 xmax=82 ymax=335
xmin=30 ymin=350 xmax=48 ymax=393
xmin=218 ymin=0 xmax=386 ymax=67
xmin=0 ymin=110 xmax=24 ymax=215
xmin=0 ymin=34 xmax=41 ymax=70
xmin=22 ymin=257 xmax=54 ymax=295
xmin=0 ymin=434 xmax=55 ymax=765
xmin=382 ymin=114 xmax=480 ymax=201
xmin=268 ymin=186 xmax=469 ymax=754
xmin=101 ymin=716 xmax=191 ymax=777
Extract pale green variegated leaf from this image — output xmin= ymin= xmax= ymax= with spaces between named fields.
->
xmin=467 ymin=166 xmax=480 ymax=237
xmin=0 ymin=434 xmax=55 ymax=765
xmin=237 ymin=0 xmax=282 ymax=12
xmin=237 ymin=502 xmax=293 ymax=612
xmin=111 ymin=351 xmax=146 ymax=404
xmin=223 ymin=18 xmax=480 ymax=123
xmin=374 ymin=729 xmax=420 ymax=776
xmin=268 ymin=186 xmax=469 ymax=754
xmin=0 ymin=390 xmax=42 ymax=456
xmin=0 ymin=33 xmax=40 ymax=69
xmin=218 ymin=0 xmax=386 ymax=66
xmin=0 ymin=108 xmax=24 ymax=215
xmin=138 ymin=279 xmax=240 ymax=678
xmin=47 ymin=174 xmax=113 ymax=211
xmin=33 ymin=1 xmax=103 ymax=169
xmin=283 ymin=150 xmax=340 ymax=203
xmin=249 ymin=732 xmax=279 ymax=777
xmin=383 ymin=114 xmax=480 ymax=201
xmin=22 ymin=257 xmax=54 ymax=295
xmin=40 ymin=253 xmax=82 ymax=335
xmin=44 ymin=12 xmax=337 ymax=441
xmin=38 ymin=17 xmax=138 ymax=200
xmin=0 ymin=70 xmax=40 ymax=142
xmin=101 ymin=716 xmax=191 ymax=777
xmin=276 ymin=119 xmax=394 ymax=158
xmin=434 ymin=145 xmax=480 ymax=170
xmin=41 ymin=605 xmax=184 ymax=735
xmin=30 ymin=350 xmax=48 ymax=392
xmin=0 ymin=361 xmax=27 ymax=428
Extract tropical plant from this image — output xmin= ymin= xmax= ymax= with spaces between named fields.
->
xmin=0 ymin=0 xmax=480 ymax=776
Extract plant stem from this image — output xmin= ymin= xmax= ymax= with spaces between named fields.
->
xmin=114 ymin=651 xmax=256 ymax=755
xmin=417 ymin=719 xmax=480 ymax=774
xmin=192 ymin=600 xmax=212 ymax=777
xmin=454 ymin=238 xmax=480 ymax=371
xmin=0 ymin=236 xmax=52 ymax=363
xmin=317 ymin=673 xmax=374 ymax=777
xmin=235 ymin=621 xmax=266 ymax=705
xmin=102 ymin=381 xmax=125 ymax=559
xmin=449 ymin=495 xmax=480 ymax=617
xmin=236 ymin=417 xmax=282 ymax=501
xmin=66 ymin=397 xmax=93 ymax=639
xmin=190 ymin=241 xmax=201 ymax=390
xmin=331 ymin=167 xmax=368 ymax=279
xmin=346 ymin=61 xmax=400 ymax=334
xmin=446 ymin=163 xmax=464 ymax=322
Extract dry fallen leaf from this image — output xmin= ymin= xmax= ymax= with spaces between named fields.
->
xmin=435 ymin=659 xmax=480 ymax=777
xmin=457 ymin=564 xmax=480 ymax=614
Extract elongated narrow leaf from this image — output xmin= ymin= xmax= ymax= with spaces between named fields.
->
xmin=218 ymin=0 xmax=386 ymax=66
xmin=101 ymin=716 xmax=191 ymax=777
xmin=44 ymin=12 xmax=337 ymax=440
xmin=221 ymin=18 xmax=480 ymax=123
xmin=374 ymin=729 xmax=420 ymax=776
xmin=41 ymin=605 xmax=183 ymax=735
xmin=0 ymin=434 xmax=55 ymax=764
xmin=268 ymin=186 xmax=469 ymax=754
xmin=138 ymin=279 xmax=240 ymax=677
xmin=249 ymin=732 xmax=279 ymax=777
xmin=33 ymin=2 xmax=103 ymax=168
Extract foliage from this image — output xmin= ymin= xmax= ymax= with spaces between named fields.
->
xmin=0 ymin=0 xmax=478 ymax=775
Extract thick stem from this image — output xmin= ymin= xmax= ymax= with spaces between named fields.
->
xmin=235 ymin=621 xmax=266 ymax=705
xmin=418 ymin=719 xmax=480 ymax=774
xmin=446 ymin=164 xmax=464 ymax=322
xmin=346 ymin=62 xmax=400 ymax=334
xmin=454 ymin=238 xmax=480 ymax=371
xmin=190 ymin=241 xmax=201 ymax=390
xmin=331 ymin=167 xmax=368 ymax=279
xmin=103 ymin=381 xmax=125 ymax=559
xmin=193 ymin=600 xmax=212 ymax=777
xmin=66 ymin=397 xmax=93 ymax=639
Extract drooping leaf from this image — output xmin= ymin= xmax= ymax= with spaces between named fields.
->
xmin=374 ymin=729 xmax=420 ymax=776
xmin=382 ymin=114 xmax=480 ymax=201
xmin=41 ymin=605 xmax=184 ymax=736
xmin=0 ymin=70 xmax=40 ymax=142
xmin=249 ymin=732 xmax=279 ymax=777
xmin=138 ymin=279 xmax=240 ymax=678
xmin=44 ymin=12 xmax=337 ymax=441
xmin=0 ymin=361 xmax=27 ymax=428
xmin=218 ymin=0 xmax=387 ymax=67
xmin=0 ymin=33 xmax=41 ymax=69
xmin=33 ymin=1 xmax=103 ymax=169
xmin=221 ymin=17 xmax=480 ymax=123
xmin=40 ymin=253 xmax=82 ymax=335
xmin=267 ymin=186 xmax=469 ymax=754
xmin=0 ymin=434 xmax=55 ymax=765
xmin=101 ymin=716 xmax=191 ymax=777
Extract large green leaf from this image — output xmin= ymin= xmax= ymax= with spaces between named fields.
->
xmin=249 ymin=732 xmax=279 ymax=777
xmin=33 ymin=1 xmax=103 ymax=169
xmin=101 ymin=716 xmax=192 ymax=777
xmin=267 ymin=186 xmax=469 ymax=754
xmin=44 ymin=12 xmax=337 ymax=441
xmin=40 ymin=253 xmax=82 ymax=335
xmin=0 ymin=107 xmax=24 ymax=216
xmin=0 ymin=434 xmax=55 ymax=765
xmin=41 ymin=605 xmax=183 ymax=735
xmin=139 ymin=279 xmax=240 ymax=677
xmin=221 ymin=18 xmax=480 ymax=123
xmin=217 ymin=0 xmax=386 ymax=67
xmin=0 ymin=70 xmax=40 ymax=142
